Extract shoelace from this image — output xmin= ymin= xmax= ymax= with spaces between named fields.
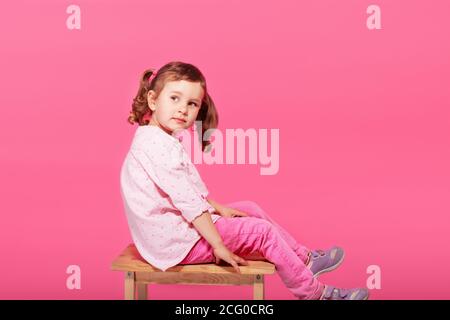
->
xmin=311 ymin=249 xmax=326 ymax=259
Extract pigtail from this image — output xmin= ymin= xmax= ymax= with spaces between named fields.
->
xmin=197 ymin=92 xmax=219 ymax=152
xmin=127 ymin=69 xmax=158 ymax=126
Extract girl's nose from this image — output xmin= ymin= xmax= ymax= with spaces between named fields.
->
xmin=178 ymin=103 xmax=188 ymax=114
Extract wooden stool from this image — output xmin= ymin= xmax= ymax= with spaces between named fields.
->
xmin=111 ymin=244 xmax=276 ymax=300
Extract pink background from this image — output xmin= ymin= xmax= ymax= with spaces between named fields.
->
xmin=1 ymin=0 xmax=449 ymax=299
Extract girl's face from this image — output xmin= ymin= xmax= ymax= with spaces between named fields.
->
xmin=147 ymin=80 xmax=204 ymax=135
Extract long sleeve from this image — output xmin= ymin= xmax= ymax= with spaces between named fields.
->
xmin=130 ymin=142 xmax=214 ymax=223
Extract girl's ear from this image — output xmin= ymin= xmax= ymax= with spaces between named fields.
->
xmin=147 ymin=90 xmax=156 ymax=111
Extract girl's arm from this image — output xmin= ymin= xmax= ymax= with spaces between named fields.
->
xmin=192 ymin=211 xmax=224 ymax=249
xmin=192 ymin=211 xmax=249 ymax=273
xmin=207 ymin=198 xmax=225 ymax=213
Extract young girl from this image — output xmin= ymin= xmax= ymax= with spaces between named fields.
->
xmin=120 ymin=61 xmax=369 ymax=300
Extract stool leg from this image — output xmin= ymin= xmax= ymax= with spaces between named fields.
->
xmin=136 ymin=283 xmax=148 ymax=300
xmin=125 ymin=271 xmax=135 ymax=300
xmin=253 ymin=274 xmax=265 ymax=300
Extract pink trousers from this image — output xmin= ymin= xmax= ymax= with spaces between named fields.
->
xmin=179 ymin=200 xmax=325 ymax=300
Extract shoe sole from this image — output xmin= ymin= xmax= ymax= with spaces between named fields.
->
xmin=313 ymin=251 xmax=345 ymax=278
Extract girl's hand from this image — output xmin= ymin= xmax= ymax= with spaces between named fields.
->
xmin=217 ymin=207 xmax=249 ymax=218
xmin=213 ymin=244 xmax=249 ymax=273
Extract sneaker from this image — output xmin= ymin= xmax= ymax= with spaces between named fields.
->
xmin=307 ymin=246 xmax=345 ymax=277
xmin=320 ymin=285 xmax=370 ymax=300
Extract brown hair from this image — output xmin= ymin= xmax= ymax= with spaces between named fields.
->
xmin=127 ymin=61 xmax=219 ymax=152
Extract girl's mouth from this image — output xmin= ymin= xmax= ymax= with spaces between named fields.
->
xmin=172 ymin=118 xmax=187 ymax=123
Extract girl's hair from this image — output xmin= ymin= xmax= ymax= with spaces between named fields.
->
xmin=127 ymin=61 xmax=219 ymax=152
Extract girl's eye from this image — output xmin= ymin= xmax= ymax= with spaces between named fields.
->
xmin=171 ymin=96 xmax=198 ymax=107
